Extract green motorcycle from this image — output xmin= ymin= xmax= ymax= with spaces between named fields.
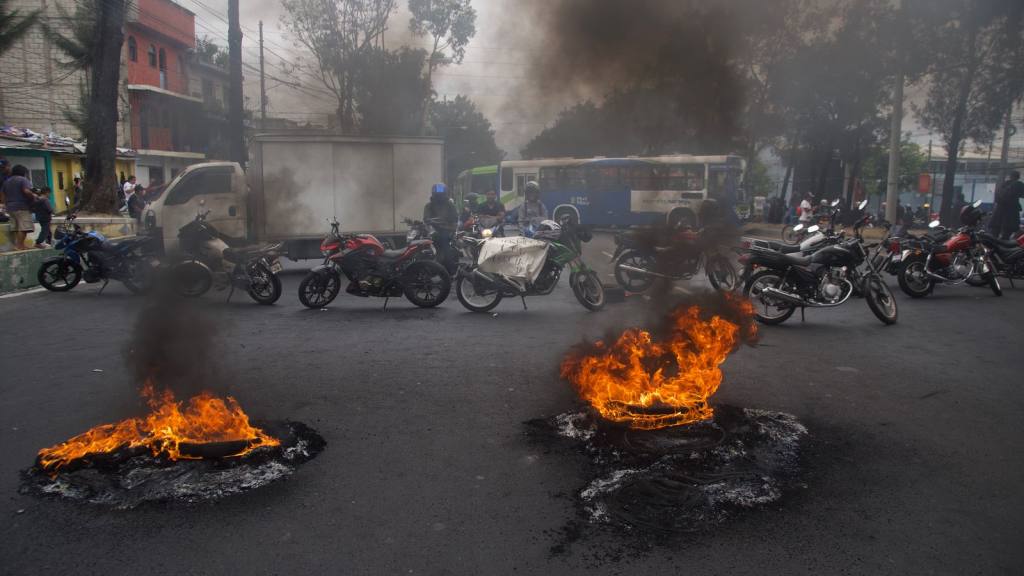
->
xmin=455 ymin=218 xmax=605 ymax=312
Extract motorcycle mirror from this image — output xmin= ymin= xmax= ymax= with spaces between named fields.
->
xmin=808 ymin=225 xmax=820 ymax=233
xmin=928 ymin=220 xmax=941 ymax=229
xmin=793 ymin=224 xmax=804 ymax=232
xmin=858 ymin=200 xmax=868 ymax=210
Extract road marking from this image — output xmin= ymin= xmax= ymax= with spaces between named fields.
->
xmin=0 ymin=287 xmax=47 ymax=299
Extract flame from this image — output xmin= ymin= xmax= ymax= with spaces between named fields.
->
xmin=37 ymin=382 xmax=280 ymax=472
xmin=561 ymin=297 xmax=756 ymax=430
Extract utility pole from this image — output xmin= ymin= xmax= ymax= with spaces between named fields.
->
xmin=885 ymin=0 xmax=904 ymax=225
xmin=228 ymin=0 xmax=246 ymax=167
xmin=259 ymin=20 xmax=267 ymax=127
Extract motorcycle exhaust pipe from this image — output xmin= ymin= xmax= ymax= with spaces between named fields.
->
xmin=616 ymin=264 xmax=676 ymax=280
xmin=760 ymin=286 xmax=815 ymax=307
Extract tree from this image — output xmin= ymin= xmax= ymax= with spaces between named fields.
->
xmin=0 ymin=0 xmax=39 ymax=56
xmin=913 ymin=0 xmax=1022 ymax=224
xmin=860 ymin=138 xmax=928 ymax=198
xmin=281 ymin=0 xmax=397 ymax=132
xmin=408 ymin=0 xmax=476 ymax=134
xmin=429 ymin=95 xmax=504 ymax=181
xmin=80 ymin=0 xmax=128 ymax=213
xmin=196 ymin=35 xmax=229 ymax=68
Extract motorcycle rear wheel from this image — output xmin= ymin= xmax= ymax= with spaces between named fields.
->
xmin=572 ymin=270 xmax=605 ymax=311
xmin=864 ymin=275 xmax=898 ymax=325
xmin=897 ymin=260 xmax=932 ymax=298
xmin=247 ymin=264 xmax=282 ymax=305
xmin=613 ymin=250 xmax=656 ymax=293
xmin=706 ymin=255 xmax=738 ymax=291
xmin=38 ymin=259 xmax=81 ymax=292
xmin=744 ymin=270 xmax=796 ymax=325
xmin=298 ymin=271 xmax=341 ymax=309
xmin=455 ymin=273 xmax=502 ymax=312
xmin=402 ymin=260 xmax=451 ymax=308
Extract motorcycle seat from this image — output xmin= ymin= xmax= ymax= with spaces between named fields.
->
xmin=379 ymin=248 xmax=408 ymax=261
xmin=781 ymin=253 xmax=812 ymax=266
xmin=989 ymin=237 xmax=1021 ymax=251
xmin=223 ymin=245 xmax=272 ymax=263
xmin=761 ymin=241 xmax=804 ymax=254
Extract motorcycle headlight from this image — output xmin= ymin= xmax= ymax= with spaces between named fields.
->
xmin=407 ymin=230 xmax=418 ymax=242
xmin=481 ymin=228 xmax=493 ymax=239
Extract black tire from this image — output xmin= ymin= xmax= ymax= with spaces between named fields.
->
xmin=172 ymin=261 xmax=213 ymax=298
xmin=987 ymin=273 xmax=1003 ymax=296
xmin=247 ymin=264 xmax=282 ymax=305
xmin=298 ymin=270 xmax=341 ymax=309
xmin=455 ymin=273 xmax=503 ymax=312
xmin=121 ymin=257 xmax=153 ymax=295
xmin=402 ymin=260 xmax=451 ymax=308
xmin=37 ymin=259 xmax=81 ymax=292
xmin=572 ymin=270 xmax=605 ymax=311
xmin=864 ymin=274 xmax=898 ymax=325
xmin=743 ymin=270 xmax=796 ymax=325
xmin=897 ymin=259 xmax=933 ymax=298
xmin=613 ymin=250 xmax=656 ymax=293
xmin=706 ymin=255 xmax=738 ymax=291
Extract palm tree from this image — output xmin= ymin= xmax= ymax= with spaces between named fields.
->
xmin=0 ymin=0 xmax=41 ymax=56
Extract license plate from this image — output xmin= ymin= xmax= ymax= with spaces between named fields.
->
xmin=270 ymin=260 xmax=283 ymax=273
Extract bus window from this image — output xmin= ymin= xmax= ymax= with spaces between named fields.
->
xmin=501 ymin=167 xmax=513 ymax=192
xmin=560 ymin=167 xmax=585 ymax=189
xmin=587 ymin=166 xmax=621 ymax=190
xmin=627 ymin=165 xmax=654 ymax=189
xmin=538 ymin=168 xmax=557 ymax=193
xmin=668 ymin=164 xmax=705 ymax=191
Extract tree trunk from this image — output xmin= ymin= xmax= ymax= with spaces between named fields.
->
xmin=940 ymin=23 xmax=979 ymax=226
xmin=816 ymin=142 xmax=833 ymax=200
xmin=81 ymin=0 xmax=126 ymax=213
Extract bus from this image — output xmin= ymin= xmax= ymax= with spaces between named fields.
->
xmin=452 ymin=164 xmax=499 ymax=210
xmin=491 ymin=155 xmax=745 ymax=228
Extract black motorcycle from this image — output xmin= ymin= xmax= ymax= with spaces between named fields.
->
xmin=171 ymin=211 xmax=284 ymax=305
xmin=741 ymin=217 xmax=897 ymax=325
xmin=976 ymin=229 xmax=1024 ymax=288
xmin=38 ymin=211 xmax=157 ymax=294
xmin=611 ymin=224 xmax=738 ymax=293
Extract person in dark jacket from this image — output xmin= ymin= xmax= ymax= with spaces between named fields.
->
xmin=991 ymin=171 xmax=1024 ymax=239
xmin=423 ymin=183 xmax=458 ymax=267
xmin=32 ymin=187 xmax=55 ymax=247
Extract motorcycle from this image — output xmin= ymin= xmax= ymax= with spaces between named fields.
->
xmin=455 ymin=216 xmax=604 ymax=312
xmin=896 ymin=201 xmax=1002 ymax=298
xmin=741 ymin=214 xmax=897 ymax=325
xmin=171 ymin=210 xmax=284 ymax=305
xmin=297 ymin=218 xmax=450 ymax=309
xmin=404 ymin=217 xmax=463 ymax=276
xmin=975 ymin=228 xmax=1024 ymax=288
xmin=38 ymin=211 xmax=156 ymax=294
xmin=611 ymin=224 xmax=738 ymax=293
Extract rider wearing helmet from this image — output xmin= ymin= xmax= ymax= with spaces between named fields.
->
xmin=517 ymin=181 xmax=548 ymax=226
xmin=423 ymin=183 xmax=459 ymax=268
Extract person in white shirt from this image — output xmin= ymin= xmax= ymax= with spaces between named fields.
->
xmin=798 ymin=194 xmax=813 ymax=223
xmin=121 ymin=176 xmax=137 ymax=213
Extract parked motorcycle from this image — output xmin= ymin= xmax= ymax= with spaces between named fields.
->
xmin=611 ymin=225 xmax=738 ymax=292
xmin=741 ymin=214 xmax=897 ymax=325
xmin=171 ymin=210 xmax=284 ymax=305
xmin=976 ymin=228 xmax=1024 ymax=288
xmin=404 ymin=217 xmax=463 ymax=276
xmin=455 ymin=217 xmax=604 ymax=312
xmin=38 ymin=211 xmax=156 ymax=294
xmin=298 ymin=218 xmax=450 ymax=309
xmin=896 ymin=201 xmax=1002 ymax=298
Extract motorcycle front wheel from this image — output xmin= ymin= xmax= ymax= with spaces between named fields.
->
xmin=706 ymin=255 xmax=738 ymax=291
xmin=455 ymin=273 xmax=503 ymax=312
xmin=172 ymin=261 xmax=213 ymax=298
xmin=247 ymin=263 xmax=282 ymax=305
xmin=402 ymin=260 xmax=451 ymax=308
xmin=897 ymin=260 xmax=932 ymax=298
xmin=743 ymin=270 xmax=796 ymax=325
xmin=298 ymin=270 xmax=341 ymax=309
xmin=864 ymin=274 xmax=898 ymax=325
xmin=572 ymin=270 xmax=605 ymax=311
xmin=37 ymin=259 xmax=82 ymax=292
xmin=121 ymin=257 xmax=153 ymax=295
xmin=985 ymin=271 xmax=1003 ymax=296
xmin=613 ymin=250 xmax=656 ymax=292
xmin=781 ymin=225 xmax=802 ymax=245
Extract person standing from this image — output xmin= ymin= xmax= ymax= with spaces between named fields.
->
xmin=991 ymin=171 xmax=1024 ymax=239
xmin=422 ymin=183 xmax=459 ymax=269
xmin=798 ymin=193 xmax=813 ymax=224
xmin=121 ymin=175 xmax=136 ymax=210
xmin=517 ymin=181 xmax=549 ymax=226
xmin=128 ymin=183 xmax=146 ymax=220
xmin=32 ymin=187 xmax=54 ymax=248
xmin=0 ymin=165 xmax=39 ymax=250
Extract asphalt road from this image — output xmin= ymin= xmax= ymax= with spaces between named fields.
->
xmin=2 ymin=235 xmax=1022 ymax=576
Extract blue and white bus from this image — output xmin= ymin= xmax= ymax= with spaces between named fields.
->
xmin=496 ymin=155 xmax=745 ymax=228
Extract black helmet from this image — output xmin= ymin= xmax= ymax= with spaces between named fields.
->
xmin=960 ymin=202 xmax=983 ymax=226
xmin=524 ymin=181 xmax=540 ymax=196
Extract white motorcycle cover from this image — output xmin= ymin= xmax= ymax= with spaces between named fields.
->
xmin=476 ymin=237 xmax=550 ymax=284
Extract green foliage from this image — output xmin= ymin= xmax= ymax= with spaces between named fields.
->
xmin=860 ymin=138 xmax=928 ymax=196
xmin=0 ymin=0 xmax=40 ymax=56
xmin=356 ymin=47 xmax=432 ymax=135
xmin=196 ymin=36 xmax=228 ymax=68
xmin=429 ymin=95 xmax=504 ymax=180
xmin=744 ymin=160 xmax=775 ymax=198
xmin=41 ymin=0 xmax=97 ymax=70
xmin=408 ymin=0 xmax=476 ymax=68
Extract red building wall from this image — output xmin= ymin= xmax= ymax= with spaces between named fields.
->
xmin=136 ymin=0 xmax=195 ymax=48
xmin=125 ymin=0 xmax=194 ymax=95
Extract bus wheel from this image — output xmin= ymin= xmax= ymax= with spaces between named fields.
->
xmin=553 ymin=207 xmax=578 ymax=227
xmin=668 ymin=210 xmax=696 ymax=229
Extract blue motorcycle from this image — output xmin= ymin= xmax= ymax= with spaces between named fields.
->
xmin=37 ymin=212 xmax=157 ymax=294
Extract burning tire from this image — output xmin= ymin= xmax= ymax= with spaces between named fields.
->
xmin=402 ymin=260 xmax=450 ymax=308
xmin=744 ymin=270 xmax=796 ymax=325
xmin=298 ymin=270 xmax=341 ymax=309
xmin=455 ymin=273 xmax=502 ymax=312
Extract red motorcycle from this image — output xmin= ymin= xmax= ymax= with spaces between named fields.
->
xmin=897 ymin=202 xmax=1002 ymax=297
xmin=298 ymin=219 xmax=451 ymax=309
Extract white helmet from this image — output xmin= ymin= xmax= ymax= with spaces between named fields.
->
xmin=533 ymin=219 xmax=561 ymax=241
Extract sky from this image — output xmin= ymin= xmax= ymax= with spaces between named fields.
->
xmin=177 ymin=0 xmax=555 ymax=157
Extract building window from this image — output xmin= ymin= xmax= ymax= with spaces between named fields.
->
xmin=148 ymin=45 xmax=157 ymax=67
xmin=128 ymin=37 xmax=137 ymax=61
xmin=158 ymin=48 xmax=166 ymax=71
